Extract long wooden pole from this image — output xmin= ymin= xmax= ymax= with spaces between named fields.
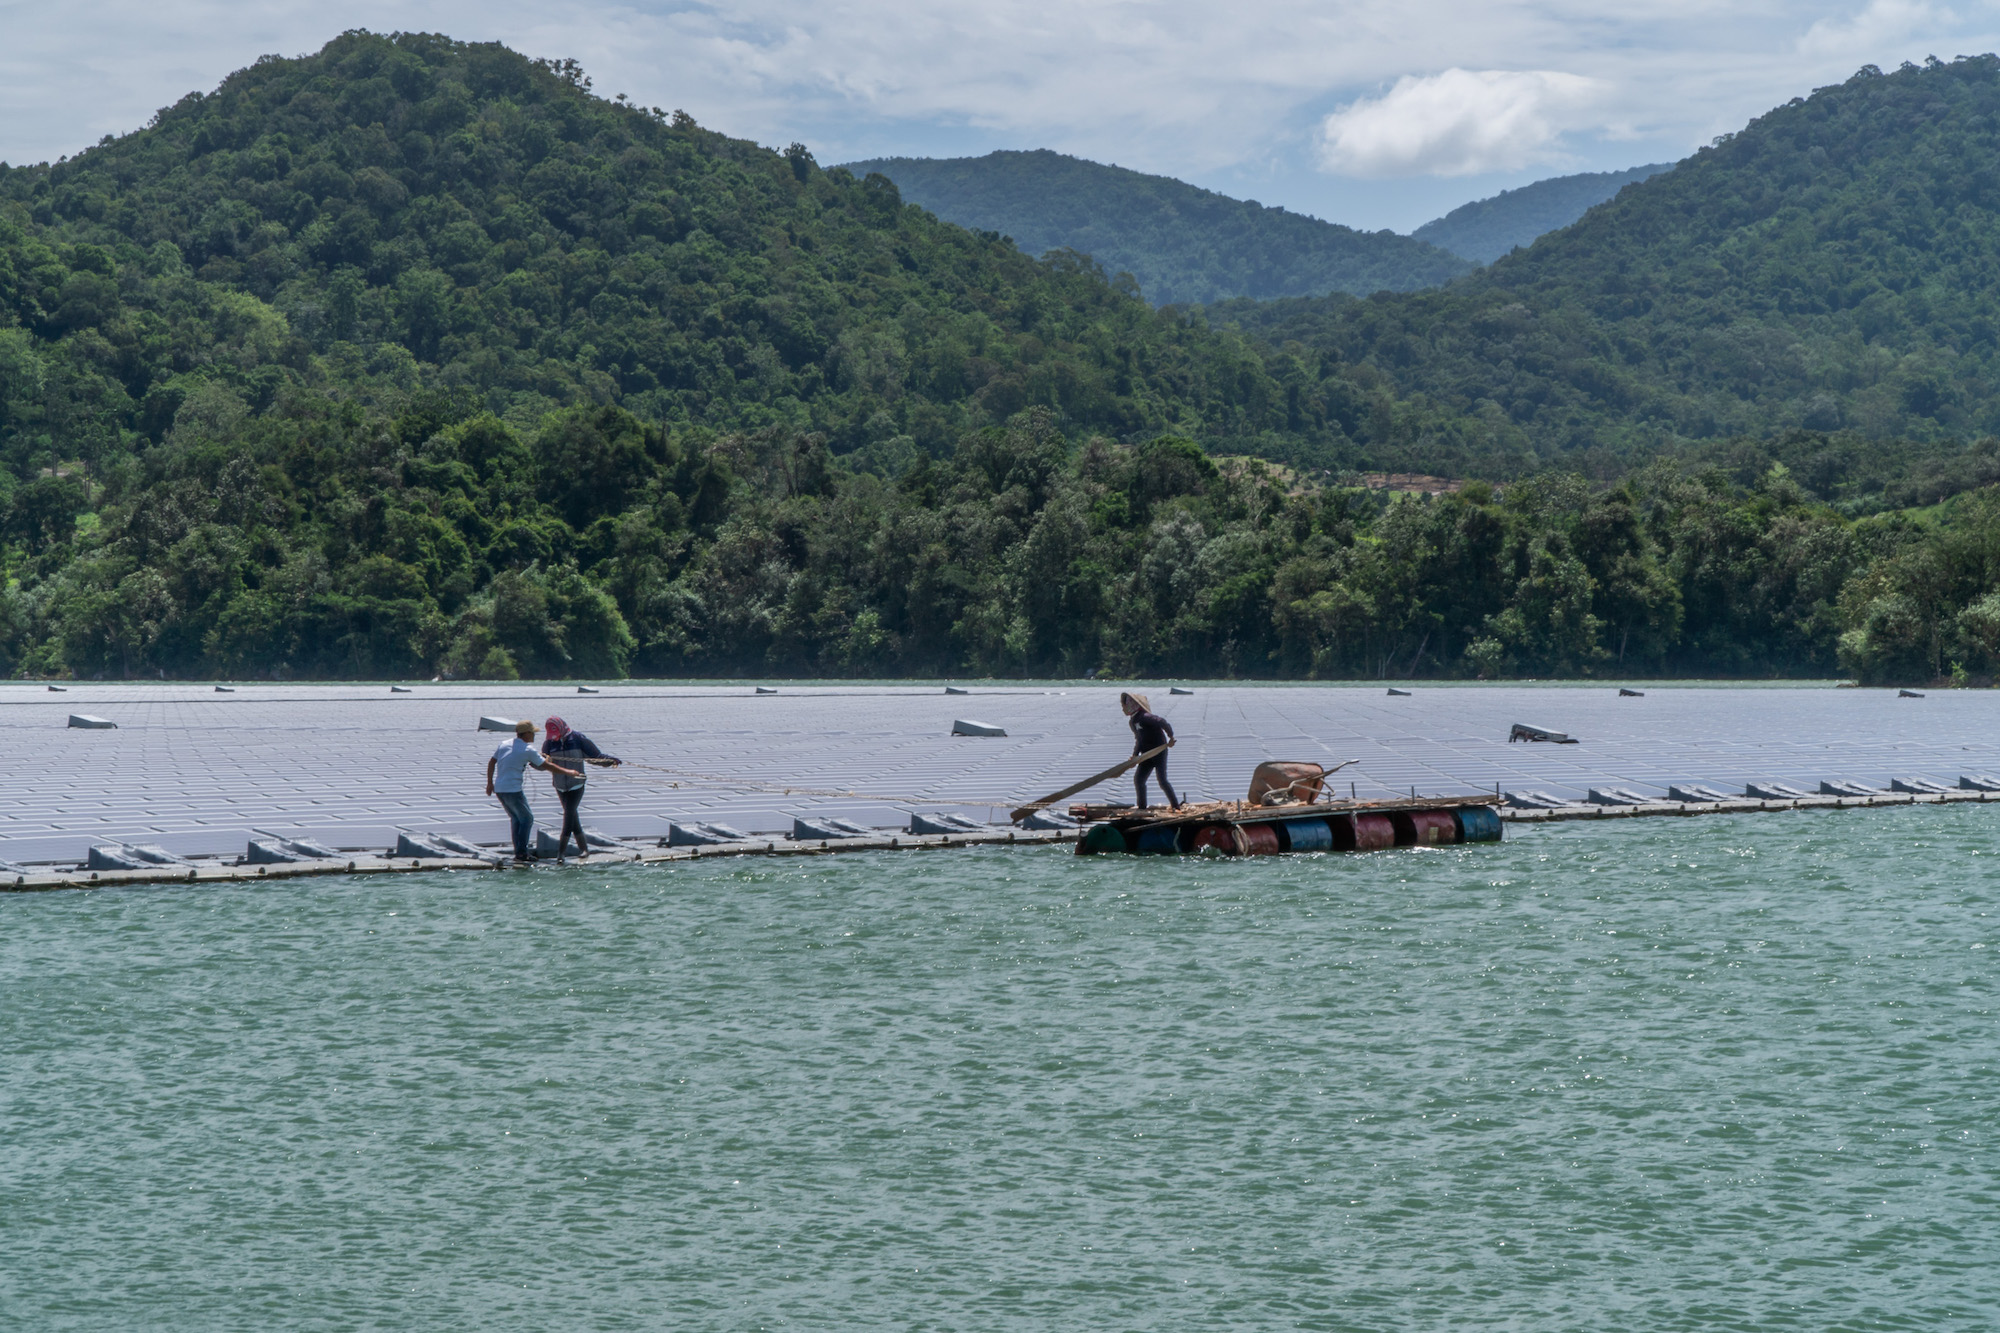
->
xmin=1011 ymin=744 xmax=1169 ymax=823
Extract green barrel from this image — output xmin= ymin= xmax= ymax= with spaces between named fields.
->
xmin=1079 ymin=823 xmax=1131 ymax=855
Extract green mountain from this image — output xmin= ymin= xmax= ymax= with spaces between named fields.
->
xmin=1218 ymin=57 xmax=2000 ymax=482
xmin=1412 ymin=163 xmax=1674 ymax=263
xmin=838 ymin=149 xmax=1472 ymax=305
xmin=0 ymin=37 xmax=1996 ymax=685
xmin=0 ymin=31 xmax=1346 ymax=681
xmin=1 ymin=46 xmax=1316 ymax=464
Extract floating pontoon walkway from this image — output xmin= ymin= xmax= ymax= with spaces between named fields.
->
xmin=5 ymin=681 xmax=1999 ymax=889
xmin=1499 ymin=787 xmax=2000 ymax=821
xmin=3 ymin=827 xmax=1083 ymax=891
xmin=10 ymin=788 xmax=1999 ymax=892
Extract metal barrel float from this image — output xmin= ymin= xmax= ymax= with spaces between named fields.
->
xmin=1062 ymin=759 xmax=1503 ymax=857
xmin=1189 ymin=824 xmax=1238 ymax=855
xmin=1276 ymin=817 xmax=1333 ymax=852
xmin=1328 ymin=812 xmax=1396 ymax=851
xmin=1391 ymin=810 xmax=1460 ymax=846
xmin=1238 ymin=823 xmax=1282 ymax=855
xmin=1454 ymin=806 xmax=1503 ymax=842
xmin=1080 ymin=823 xmax=1131 ymax=854
xmin=1183 ymin=823 xmax=1284 ymax=855
xmin=1080 ymin=805 xmax=1498 ymax=856
xmin=1075 ymin=801 xmax=1500 ymax=858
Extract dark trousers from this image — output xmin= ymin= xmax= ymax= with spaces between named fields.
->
xmin=496 ymin=789 xmax=534 ymax=858
xmin=1135 ymin=753 xmax=1179 ymax=808
xmin=555 ymin=787 xmax=588 ymax=857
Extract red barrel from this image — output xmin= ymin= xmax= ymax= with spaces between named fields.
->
xmin=1391 ymin=810 xmax=1461 ymax=846
xmin=1353 ymin=813 xmax=1396 ymax=850
xmin=1190 ymin=824 xmax=1240 ymax=856
xmin=1329 ymin=813 xmax=1397 ymax=851
xmin=1239 ymin=823 xmax=1282 ymax=856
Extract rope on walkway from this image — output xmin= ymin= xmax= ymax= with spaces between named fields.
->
xmin=590 ymin=758 xmax=1066 ymax=810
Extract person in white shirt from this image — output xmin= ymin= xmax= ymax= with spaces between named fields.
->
xmin=485 ymin=720 xmax=578 ymax=860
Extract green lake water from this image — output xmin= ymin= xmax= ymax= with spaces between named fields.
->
xmin=2 ymin=808 xmax=1996 ymax=1330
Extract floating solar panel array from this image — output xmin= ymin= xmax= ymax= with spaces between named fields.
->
xmin=10 ymin=682 xmax=2000 ymax=870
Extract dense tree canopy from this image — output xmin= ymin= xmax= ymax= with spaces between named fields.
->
xmin=0 ymin=35 xmax=1998 ymax=684
xmin=842 ymin=150 xmax=1472 ymax=306
xmin=0 ymin=32 xmax=1325 ymax=466
xmin=1222 ymin=57 xmax=2000 ymax=472
xmin=5 ymin=377 xmax=1995 ymax=685
xmin=1411 ymin=163 xmax=1673 ymax=264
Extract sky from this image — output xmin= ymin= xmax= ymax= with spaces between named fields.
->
xmin=2 ymin=0 xmax=1998 ymax=232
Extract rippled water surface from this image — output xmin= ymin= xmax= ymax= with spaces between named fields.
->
xmin=3 ymin=808 xmax=1997 ymax=1331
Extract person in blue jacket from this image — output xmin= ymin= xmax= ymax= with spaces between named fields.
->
xmin=1120 ymin=691 xmax=1180 ymax=809
xmin=542 ymin=716 xmax=621 ymax=860
xmin=486 ymin=720 xmax=578 ymax=861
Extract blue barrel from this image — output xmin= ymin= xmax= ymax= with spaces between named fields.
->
xmin=1133 ymin=824 xmax=1184 ymax=855
xmin=1454 ymin=806 xmax=1503 ymax=843
xmin=1276 ymin=817 xmax=1333 ymax=852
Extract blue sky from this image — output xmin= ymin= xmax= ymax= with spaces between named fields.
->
xmin=4 ymin=0 xmax=1998 ymax=232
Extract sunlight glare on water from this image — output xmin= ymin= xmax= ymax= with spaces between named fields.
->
xmin=2 ymin=806 xmax=1996 ymax=1330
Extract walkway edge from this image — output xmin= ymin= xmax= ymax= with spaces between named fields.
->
xmin=1 ymin=828 xmax=1082 ymax=892
xmin=1499 ymin=789 xmax=1998 ymax=821
xmin=9 ymin=792 xmax=1994 ymax=890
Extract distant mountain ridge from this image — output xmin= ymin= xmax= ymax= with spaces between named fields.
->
xmin=1412 ymin=163 xmax=1676 ymax=263
xmin=838 ymin=149 xmax=1471 ymax=305
xmin=1219 ymin=57 xmax=2000 ymax=476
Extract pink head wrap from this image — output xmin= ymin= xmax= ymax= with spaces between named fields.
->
xmin=544 ymin=716 xmax=569 ymax=740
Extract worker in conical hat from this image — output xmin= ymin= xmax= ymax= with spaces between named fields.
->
xmin=1120 ymin=692 xmax=1180 ymax=809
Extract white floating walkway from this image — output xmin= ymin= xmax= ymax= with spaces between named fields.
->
xmin=3 ymin=681 xmax=1997 ymax=875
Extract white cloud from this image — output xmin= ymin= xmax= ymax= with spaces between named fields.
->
xmin=1318 ymin=68 xmax=1602 ymax=178
xmin=1799 ymin=0 xmax=1941 ymax=61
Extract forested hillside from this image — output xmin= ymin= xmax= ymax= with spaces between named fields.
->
xmin=1223 ymin=57 xmax=2000 ymax=467
xmin=0 ymin=38 xmax=1334 ymax=467
xmin=1412 ymin=163 xmax=1673 ymax=263
xmin=841 ymin=149 xmax=1472 ymax=304
xmin=0 ymin=34 xmax=1997 ymax=684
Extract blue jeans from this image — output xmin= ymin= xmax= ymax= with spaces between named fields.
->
xmin=495 ymin=790 xmax=535 ymax=858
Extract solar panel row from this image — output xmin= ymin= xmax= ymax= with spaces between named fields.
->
xmin=3 ymin=682 xmax=1993 ymax=862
